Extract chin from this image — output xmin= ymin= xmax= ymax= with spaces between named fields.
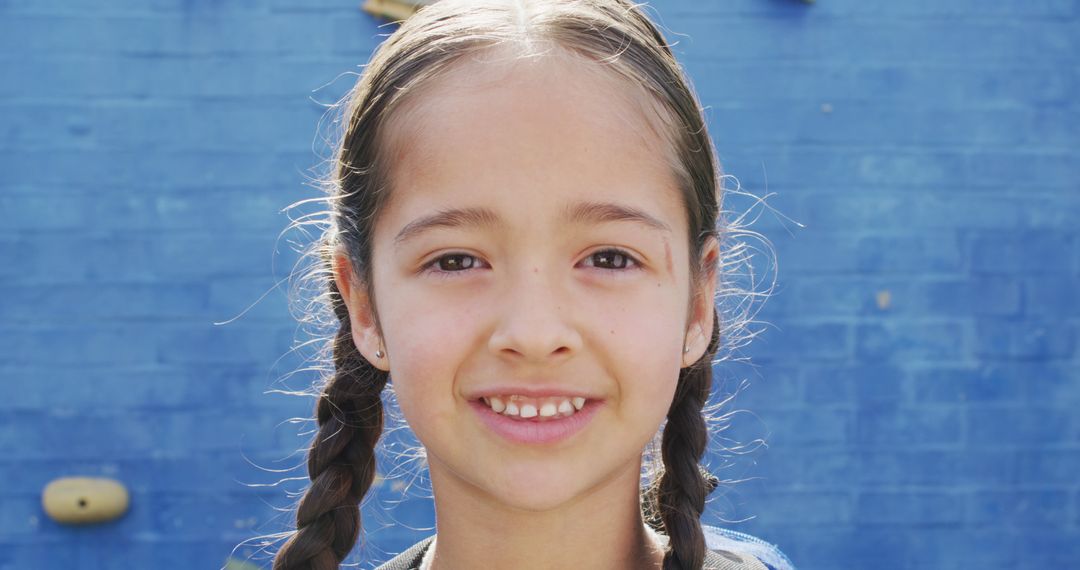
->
xmin=490 ymin=482 xmax=581 ymax=513
xmin=480 ymin=462 xmax=599 ymax=512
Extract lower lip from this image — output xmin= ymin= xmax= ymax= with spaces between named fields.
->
xmin=469 ymin=399 xmax=602 ymax=445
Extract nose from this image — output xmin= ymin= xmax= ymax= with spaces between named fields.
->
xmin=487 ymin=264 xmax=583 ymax=363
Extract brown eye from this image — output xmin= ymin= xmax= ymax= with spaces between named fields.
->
xmin=588 ymin=249 xmax=638 ymax=270
xmin=436 ymin=254 xmax=478 ymax=271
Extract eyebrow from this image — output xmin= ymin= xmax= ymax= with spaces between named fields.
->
xmin=564 ymin=201 xmax=672 ymax=234
xmin=393 ymin=200 xmax=672 ymax=247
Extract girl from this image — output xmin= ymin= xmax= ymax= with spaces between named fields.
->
xmin=272 ymin=1 xmax=796 ymax=569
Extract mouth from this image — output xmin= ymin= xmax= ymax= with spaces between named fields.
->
xmin=469 ymin=394 xmax=602 ymax=445
xmin=477 ymin=394 xmax=588 ymax=421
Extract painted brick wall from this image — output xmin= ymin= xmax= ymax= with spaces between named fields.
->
xmin=1 ymin=1 xmax=1076 ymax=569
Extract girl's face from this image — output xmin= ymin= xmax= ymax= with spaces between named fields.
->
xmin=340 ymin=52 xmax=717 ymax=513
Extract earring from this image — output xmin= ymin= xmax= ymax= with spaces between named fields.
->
xmin=375 ymin=349 xmax=384 ymax=359
xmin=683 ymin=345 xmax=690 ymax=354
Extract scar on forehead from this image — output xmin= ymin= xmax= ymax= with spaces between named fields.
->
xmin=664 ymin=239 xmax=673 ymax=276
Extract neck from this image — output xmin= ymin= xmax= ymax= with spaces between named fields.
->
xmin=425 ymin=457 xmax=665 ymax=570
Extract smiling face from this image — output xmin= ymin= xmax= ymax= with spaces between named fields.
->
xmin=338 ymin=49 xmax=717 ymax=514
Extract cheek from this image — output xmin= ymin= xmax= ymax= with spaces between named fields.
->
xmin=376 ymin=280 xmax=480 ymax=407
xmin=595 ymin=280 xmax=687 ymax=357
xmin=591 ymin=284 xmax=686 ymax=410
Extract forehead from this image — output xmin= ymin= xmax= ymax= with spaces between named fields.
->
xmin=378 ymin=47 xmax=685 ymax=230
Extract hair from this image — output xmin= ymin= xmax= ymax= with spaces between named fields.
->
xmin=271 ymin=1 xmax=762 ymax=569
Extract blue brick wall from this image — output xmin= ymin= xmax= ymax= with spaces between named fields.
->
xmin=0 ymin=1 xmax=1076 ymax=569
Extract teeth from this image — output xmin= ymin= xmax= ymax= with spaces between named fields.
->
xmin=480 ymin=395 xmax=588 ymax=420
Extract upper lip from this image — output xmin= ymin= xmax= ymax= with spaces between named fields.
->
xmin=468 ymin=386 xmax=601 ymax=401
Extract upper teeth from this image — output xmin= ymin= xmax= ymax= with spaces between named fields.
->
xmin=483 ymin=395 xmax=586 ymax=419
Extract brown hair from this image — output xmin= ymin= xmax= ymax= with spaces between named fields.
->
xmin=272 ymin=1 xmax=760 ymax=568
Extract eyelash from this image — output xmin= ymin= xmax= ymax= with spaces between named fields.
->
xmin=421 ymin=248 xmax=642 ymax=278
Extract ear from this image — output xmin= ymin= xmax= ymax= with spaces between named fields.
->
xmin=333 ymin=250 xmax=390 ymax=371
xmin=682 ymin=236 xmax=720 ymax=368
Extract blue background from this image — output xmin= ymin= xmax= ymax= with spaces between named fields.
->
xmin=1 ymin=0 xmax=1077 ymax=568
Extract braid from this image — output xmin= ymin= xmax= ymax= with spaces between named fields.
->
xmin=273 ymin=275 xmax=389 ymax=570
xmin=658 ymin=308 xmax=721 ymax=570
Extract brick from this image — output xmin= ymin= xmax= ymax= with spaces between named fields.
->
xmin=1 ymin=149 xmax=299 ymax=188
xmin=208 ymin=277 xmax=294 ymax=322
xmin=0 ymin=363 xmax=282 ymax=411
xmin=0 ymin=192 xmax=88 ymax=230
xmin=725 ymin=408 xmax=852 ymax=447
xmin=802 ymin=364 xmax=856 ymax=404
xmin=908 ymin=364 xmax=1027 ymax=404
xmin=755 ymin=528 xmax=914 ymax=569
xmin=800 ymin=192 xmax=926 ymax=231
xmin=724 ymin=364 xmax=801 ymax=409
xmin=0 ymin=326 xmax=158 ymax=366
xmin=855 ymin=491 xmax=965 ymax=525
xmin=908 ymin=192 xmax=1027 ymax=230
xmin=913 ymin=277 xmax=1021 ymax=317
xmin=690 ymin=62 xmax=1075 ymax=110
xmin=854 ymin=405 xmax=962 ymax=446
xmin=975 ymin=318 xmax=1075 ymax=360
xmin=793 ymin=277 xmax=909 ymax=317
xmin=965 ymin=151 xmax=1078 ymax=190
xmin=967 ymin=406 xmax=1075 ymax=445
xmin=679 ymin=19 xmax=1078 ymax=65
xmin=11 ymin=408 xmax=298 ymax=460
xmin=0 ymin=0 xmax=268 ymax=16
xmin=744 ymin=491 xmax=854 ymax=525
xmin=856 ymin=322 xmax=967 ymax=363
xmin=957 ymin=449 xmax=1023 ymax=487
xmin=0 ymin=541 xmax=83 ymax=569
xmin=856 ymin=234 xmax=963 ymax=274
xmin=746 ymin=321 xmax=850 ymax=362
xmin=0 ymin=282 xmax=210 ymax=322
xmin=1015 ymin=449 xmax=1080 ymax=486
xmin=721 ymin=148 xmax=962 ymax=192
xmin=808 ymin=0 xmax=1077 ymax=18
xmin=36 ymin=187 xmax=295 ymax=234
xmin=156 ymin=323 xmax=293 ymax=365
xmin=852 ymin=450 xmax=961 ymax=486
xmin=1018 ymin=530 xmax=1080 ymax=565
xmin=971 ymin=490 xmax=1071 ymax=526
xmin=971 ymin=230 xmax=1076 ymax=275
xmin=1017 ymin=362 xmax=1080 ymax=406
xmin=1023 ymin=276 xmax=1080 ymax=317
xmin=803 ymin=364 xmax=904 ymax=404
xmin=972 ymin=360 xmax=1036 ymax=401
xmin=891 ymin=529 xmax=1021 ymax=568
xmin=908 ymin=366 xmax=975 ymax=403
xmin=753 ymin=447 xmax=859 ymax=490
xmin=768 ymin=233 xmax=861 ymax=275
xmin=1020 ymin=193 xmax=1080 ymax=229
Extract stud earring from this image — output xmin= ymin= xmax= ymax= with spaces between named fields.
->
xmin=683 ymin=345 xmax=690 ymax=354
xmin=375 ymin=349 xmax=384 ymax=359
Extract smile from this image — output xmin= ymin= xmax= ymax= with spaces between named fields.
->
xmin=480 ymin=395 xmax=587 ymax=420
xmin=471 ymin=396 xmax=602 ymax=445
